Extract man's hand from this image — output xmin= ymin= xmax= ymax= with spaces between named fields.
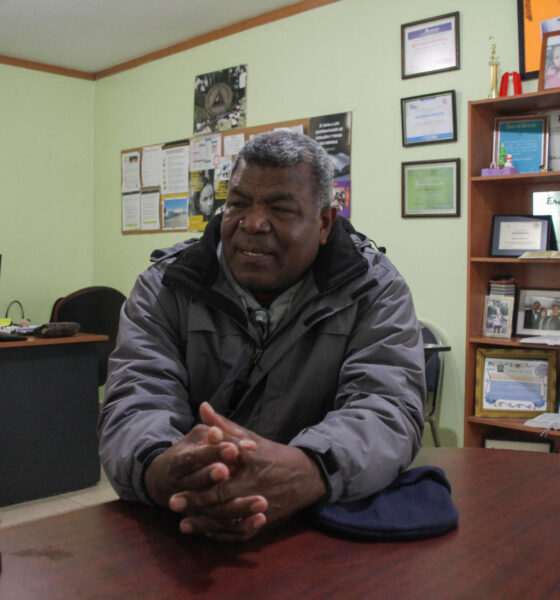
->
xmin=169 ymin=402 xmax=327 ymax=542
xmin=143 ymin=419 xmax=255 ymax=508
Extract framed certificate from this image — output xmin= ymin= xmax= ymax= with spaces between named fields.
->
xmin=401 ymin=90 xmax=456 ymax=147
xmin=493 ymin=115 xmax=548 ymax=174
xmin=401 ymin=12 xmax=460 ymax=79
xmin=490 ymin=215 xmax=553 ymax=257
xmin=475 ymin=347 xmax=556 ymax=418
xmin=401 ymin=159 xmax=460 ymax=218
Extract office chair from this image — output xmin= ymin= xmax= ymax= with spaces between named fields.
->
xmin=419 ymin=320 xmax=448 ymax=447
xmin=50 ymin=286 xmax=126 ymax=387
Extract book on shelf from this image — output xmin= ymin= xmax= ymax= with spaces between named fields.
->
xmin=488 ymin=275 xmax=515 ymax=297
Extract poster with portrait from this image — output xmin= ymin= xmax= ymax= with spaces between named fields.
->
xmin=194 ymin=65 xmax=247 ymax=134
xmin=188 ymin=169 xmax=216 ymax=231
xmin=517 ymin=0 xmax=560 ymax=80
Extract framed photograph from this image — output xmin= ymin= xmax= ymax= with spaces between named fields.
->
xmin=517 ymin=0 xmax=560 ymax=80
xmin=401 ymin=159 xmax=460 ymax=218
xmin=401 ymin=90 xmax=456 ymax=147
xmin=483 ymin=437 xmax=552 ymax=453
xmin=516 ymin=288 xmax=560 ymax=337
xmin=493 ymin=115 xmax=548 ymax=174
xmin=482 ymin=295 xmax=515 ymax=339
xmin=490 ymin=215 xmax=553 ymax=257
xmin=539 ymin=31 xmax=560 ymax=90
xmin=401 ymin=12 xmax=460 ymax=79
xmin=475 ymin=347 xmax=556 ymax=418
xmin=533 ymin=191 xmax=560 ymax=246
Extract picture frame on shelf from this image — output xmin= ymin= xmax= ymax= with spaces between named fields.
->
xmin=401 ymin=158 xmax=460 ymax=218
xmin=538 ymin=31 xmax=560 ymax=91
xmin=401 ymin=90 xmax=456 ymax=147
xmin=482 ymin=295 xmax=515 ymax=339
xmin=533 ymin=191 xmax=560 ymax=245
xmin=516 ymin=288 xmax=560 ymax=338
xmin=517 ymin=0 xmax=560 ymax=80
xmin=483 ymin=436 xmax=552 ymax=453
xmin=401 ymin=12 xmax=460 ymax=79
xmin=490 ymin=215 xmax=553 ymax=257
xmin=493 ymin=115 xmax=548 ymax=174
xmin=475 ymin=347 xmax=556 ymax=418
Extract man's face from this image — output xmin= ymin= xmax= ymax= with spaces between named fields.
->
xmin=533 ymin=302 xmax=540 ymax=312
xmin=221 ymin=160 xmax=336 ymax=294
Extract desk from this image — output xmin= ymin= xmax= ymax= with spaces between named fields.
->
xmin=0 ymin=333 xmax=108 ymax=506
xmin=1 ymin=447 xmax=558 ymax=599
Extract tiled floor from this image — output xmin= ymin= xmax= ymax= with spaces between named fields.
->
xmin=0 ymin=468 xmax=118 ymax=529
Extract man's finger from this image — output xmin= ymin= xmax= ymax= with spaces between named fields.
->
xmin=168 ymin=443 xmax=231 ymax=477
xmin=179 ymin=512 xmax=267 ymax=542
xmin=170 ymin=493 xmax=268 ymax=519
xmin=199 ymin=402 xmax=255 ymax=441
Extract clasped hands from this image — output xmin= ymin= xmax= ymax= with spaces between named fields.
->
xmin=144 ymin=402 xmax=326 ymax=542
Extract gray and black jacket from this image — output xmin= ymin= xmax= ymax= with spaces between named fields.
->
xmin=98 ymin=216 xmax=426 ymax=505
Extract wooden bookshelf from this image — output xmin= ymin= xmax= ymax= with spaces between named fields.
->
xmin=465 ymin=90 xmax=560 ymax=449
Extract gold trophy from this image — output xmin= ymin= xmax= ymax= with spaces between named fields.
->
xmin=488 ymin=36 xmax=499 ymax=99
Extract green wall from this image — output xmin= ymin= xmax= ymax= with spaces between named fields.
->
xmin=0 ymin=65 xmax=94 ymax=323
xmin=1 ymin=0 xmax=533 ymax=446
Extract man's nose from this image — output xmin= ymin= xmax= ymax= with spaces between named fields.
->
xmin=239 ymin=206 xmax=271 ymax=233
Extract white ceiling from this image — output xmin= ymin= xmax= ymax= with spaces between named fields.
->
xmin=0 ymin=0 xmax=304 ymax=74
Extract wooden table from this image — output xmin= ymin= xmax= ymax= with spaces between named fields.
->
xmin=1 ymin=447 xmax=558 ymax=599
xmin=0 ymin=333 xmax=108 ymax=506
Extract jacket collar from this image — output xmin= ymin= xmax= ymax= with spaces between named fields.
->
xmin=162 ymin=213 xmax=368 ymax=300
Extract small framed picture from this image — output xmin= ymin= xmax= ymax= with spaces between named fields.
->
xmin=401 ymin=12 xmax=460 ymax=79
xmin=516 ymin=288 xmax=560 ymax=338
xmin=475 ymin=347 xmax=556 ymax=418
xmin=490 ymin=215 xmax=553 ymax=257
xmin=493 ymin=115 xmax=548 ymax=174
xmin=517 ymin=0 xmax=560 ymax=80
xmin=401 ymin=159 xmax=460 ymax=218
xmin=539 ymin=31 xmax=560 ymax=91
xmin=401 ymin=90 xmax=456 ymax=147
xmin=482 ymin=295 xmax=515 ymax=339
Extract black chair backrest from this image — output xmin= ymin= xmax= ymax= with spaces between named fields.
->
xmin=420 ymin=323 xmax=442 ymax=418
xmin=50 ymin=286 xmax=126 ymax=386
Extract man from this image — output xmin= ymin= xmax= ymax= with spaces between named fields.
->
xmin=524 ymin=301 xmax=541 ymax=329
xmin=545 ymin=304 xmax=560 ymax=330
xmin=98 ymin=131 xmax=425 ymax=542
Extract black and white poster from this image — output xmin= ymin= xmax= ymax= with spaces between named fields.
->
xmin=194 ymin=65 xmax=247 ymax=134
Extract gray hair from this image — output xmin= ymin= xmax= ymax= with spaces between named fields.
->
xmin=231 ymin=130 xmax=333 ymax=212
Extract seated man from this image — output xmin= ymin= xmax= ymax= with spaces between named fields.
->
xmin=98 ymin=130 xmax=425 ymax=542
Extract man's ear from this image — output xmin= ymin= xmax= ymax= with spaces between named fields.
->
xmin=319 ymin=206 xmax=338 ymax=245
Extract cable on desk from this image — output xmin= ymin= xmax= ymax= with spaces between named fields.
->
xmin=5 ymin=299 xmax=25 ymax=320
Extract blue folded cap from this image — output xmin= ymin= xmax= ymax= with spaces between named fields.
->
xmin=307 ymin=466 xmax=459 ymax=541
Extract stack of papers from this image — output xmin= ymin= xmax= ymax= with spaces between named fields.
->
xmin=519 ymin=336 xmax=560 ymax=346
xmin=518 ymin=251 xmax=560 ymax=259
xmin=524 ymin=413 xmax=560 ymax=431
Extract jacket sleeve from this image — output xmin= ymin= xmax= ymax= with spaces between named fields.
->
xmin=98 ymin=262 xmax=194 ymax=504
xmin=290 ymin=255 xmax=426 ymax=503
